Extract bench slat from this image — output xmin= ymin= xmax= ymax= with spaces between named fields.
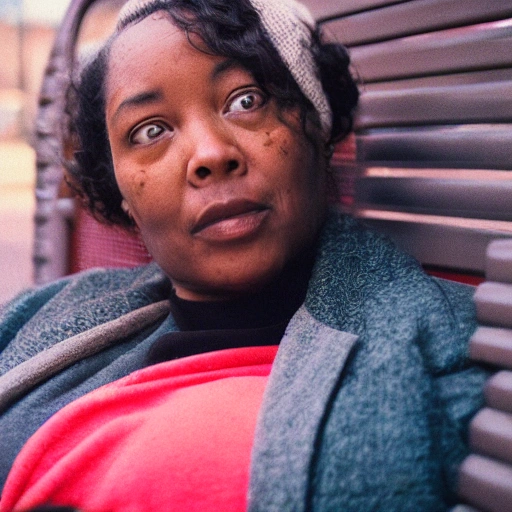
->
xmin=470 ymin=327 xmax=512 ymax=370
xmin=354 ymin=177 xmax=512 ymax=221
xmin=347 ymin=22 xmax=512 ymax=82
xmin=353 ymin=219 xmax=510 ymax=273
xmin=322 ymin=0 xmax=512 ymax=46
xmin=487 ymin=240 xmax=512 ymax=283
xmin=361 ymin=68 xmax=512 ymax=92
xmin=357 ymin=125 xmax=512 ymax=170
xmin=470 ymin=408 xmax=512 ymax=466
xmin=452 ymin=506 xmax=482 ymax=512
xmin=356 ymin=81 xmax=512 ymax=129
xmin=307 ymin=0 xmax=407 ymax=21
xmin=474 ymin=282 xmax=512 ymax=329
xmin=458 ymin=454 xmax=512 ymax=512
xmin=485 ymin=371 xmax=512 ymax=414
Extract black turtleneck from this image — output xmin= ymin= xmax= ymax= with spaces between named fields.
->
xmin=144 ymin=247 xmax=315 ymax=366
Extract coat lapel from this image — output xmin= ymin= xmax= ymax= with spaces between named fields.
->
xmin=0 ymin=301 xmax=171 ymax=414
xmin=248 ymin=305 xmax=358 ymax=512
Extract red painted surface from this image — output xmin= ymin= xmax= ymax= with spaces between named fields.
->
xmin=424 ymin=268 xmax=485 ymax=286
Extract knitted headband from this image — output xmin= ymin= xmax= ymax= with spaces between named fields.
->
xmin=116 ymin=0 xmax=333 ymax=137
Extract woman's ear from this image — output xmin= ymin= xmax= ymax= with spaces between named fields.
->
xmin=121 ymin=199 xmax=135 ymax=222
xmin=121 ymin=199 xmax=140 ymax=231
xmin=121 ymin=199 xmax=131 ymax=216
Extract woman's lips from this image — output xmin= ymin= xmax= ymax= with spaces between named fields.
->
xmin=191 ymin=199 xmax=270 ymax=242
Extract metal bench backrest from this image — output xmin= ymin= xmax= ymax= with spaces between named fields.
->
xmin=33 ymin=0 xmax=512 ymax=284
xmin=306 ymin=0 xmax=512 ymax=282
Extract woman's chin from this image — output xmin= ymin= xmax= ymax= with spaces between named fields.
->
xmin=170 ymin=260 xmax=286 ymax=302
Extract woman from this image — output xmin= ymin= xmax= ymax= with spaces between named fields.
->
xmin=0 ymin=0 xmax=488 ymax=510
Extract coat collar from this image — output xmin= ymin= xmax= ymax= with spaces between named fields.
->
xmin=247 ymin=211 xmax=425 ymax=510
xmin=248 ymin=305 xmax=358 ymax=512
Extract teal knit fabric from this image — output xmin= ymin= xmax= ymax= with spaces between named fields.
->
xmin=0 ymin=212 xmax=489 ymax=510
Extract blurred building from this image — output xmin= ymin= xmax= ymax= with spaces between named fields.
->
xmin=0 ymin=1 xmax=68 ymax=139
xmin=0 ymin=3 xmax=48 ymax=302
xmin=0 ymin=1 xmax=69 ymax=302
xmin=0 ymin=0 xmax=127 ymax=302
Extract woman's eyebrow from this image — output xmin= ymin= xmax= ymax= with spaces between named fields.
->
xmin=211 ymin=59 xmax=241 ymax=80
xmin=112 ymin=90 xmax=162 ymax=121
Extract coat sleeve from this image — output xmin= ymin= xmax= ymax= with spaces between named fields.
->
xmin=417 ymin=277 xmax=491 ymax=491
xmin=0 ymin=264 xmax=170 ymax=376
xmin=0 ymin=279 xmax=70 ymax=361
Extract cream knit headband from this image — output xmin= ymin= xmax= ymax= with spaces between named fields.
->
xmin=117 ymin=0 xmax=332 ymax=137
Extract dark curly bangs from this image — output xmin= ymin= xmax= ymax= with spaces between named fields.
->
xmin=68 ymin=0 xmax=359 ymax=227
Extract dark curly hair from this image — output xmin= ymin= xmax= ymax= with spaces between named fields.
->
xmin=67 ymin=0 xmax=359 ymax=228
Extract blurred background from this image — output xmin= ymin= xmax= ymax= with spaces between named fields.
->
xmin=0 ymin=0 xmax=128 ymax=303
xmin=1 ymin=1 xmax=510 ymax=303
xmin=0 ymin=1 xmax=71 ymax=303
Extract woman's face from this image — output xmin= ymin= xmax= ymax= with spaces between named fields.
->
xmin=105 ymin=13 xmax=328 ymax=300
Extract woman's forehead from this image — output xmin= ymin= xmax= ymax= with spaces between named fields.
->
xmin=107 ymin=15 xmax=196 ymax=92
xmin=110 ymin=12 xmax=182 ymax=62
xmin=105 ymin=15 xmax=248 ymax=116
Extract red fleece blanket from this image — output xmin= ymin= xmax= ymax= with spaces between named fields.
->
xmin=1 ymin=346 xmax=278 ymax=512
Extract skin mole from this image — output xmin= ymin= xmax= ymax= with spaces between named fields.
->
xmin=124 ymin=169 xmax=146 ymax=195
xmin=137 ymin=169 xmax=146 ymax=191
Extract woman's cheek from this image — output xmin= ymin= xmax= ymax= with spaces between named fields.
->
xmin=116 ymin=161 xmax=154 ymax=200
xmin=129 ymin=168 xmax=148 ymax=197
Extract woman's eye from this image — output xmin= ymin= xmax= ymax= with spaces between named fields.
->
xmin=129 ymin=123 xmax=169 ymax=145
xmin=227 ymin=91 xmax=265 ymax=113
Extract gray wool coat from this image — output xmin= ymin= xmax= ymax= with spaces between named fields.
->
xmin=0 ymin=212 xmax=488 ymax=511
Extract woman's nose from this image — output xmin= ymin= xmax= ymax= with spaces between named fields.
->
xmin=186 ymin=122 xmax=246 ymax=186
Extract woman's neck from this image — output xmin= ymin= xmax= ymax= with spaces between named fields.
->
xmin=168 ymin=245 xmax=316 ymax=332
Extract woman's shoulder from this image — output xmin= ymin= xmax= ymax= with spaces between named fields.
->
xmin=309 ymin=211 xmax=477 ymax=348
xmin=309 ymin=211 xmax=434 ymax=313
xmin=0 ymin=263 xmax=170 ymax=374
xmin=319 ymin=210 xmax=423 ymax=274
xmin=317 ymin=210 xmax=474 ymax=297
xmin=1 ymin=262 xmax=169 ymax=326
